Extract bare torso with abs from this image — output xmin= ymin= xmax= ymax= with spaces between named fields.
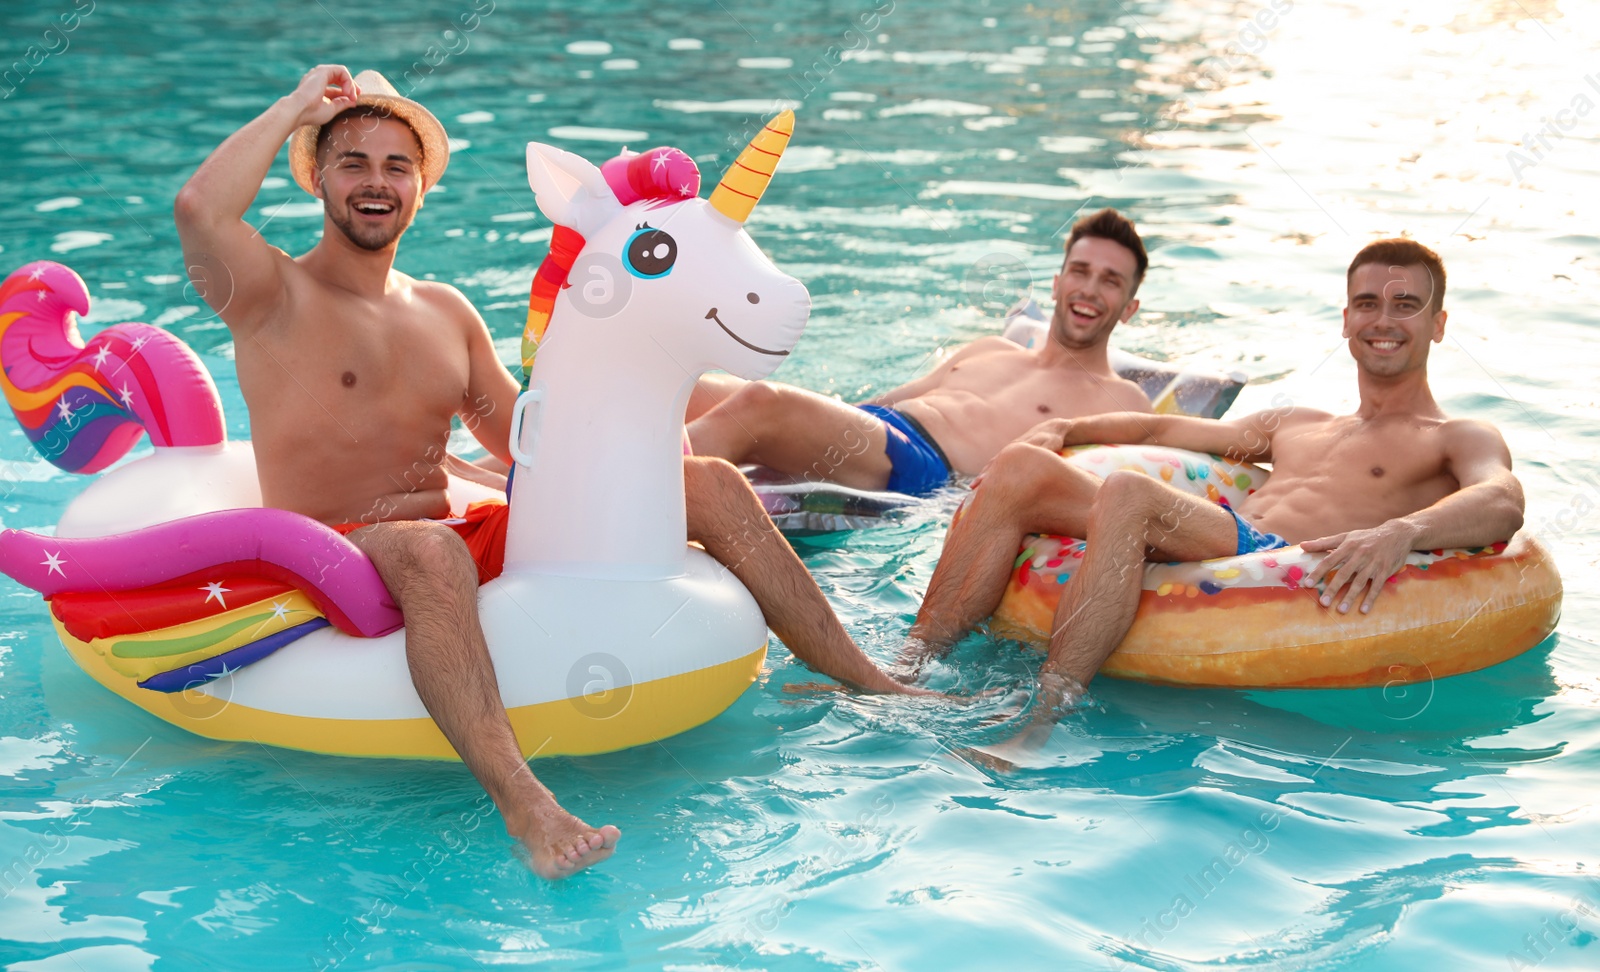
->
xmin=883 ymin=337 xmax=1151 ymax=475
xmin=239 ymin=252 xmax=502 ymax=526
xmin=1238 ymin=409 xmax=1464 ymax=542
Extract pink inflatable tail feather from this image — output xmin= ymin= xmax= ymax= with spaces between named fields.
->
xmin=0 ymin=261 xmax=226 ymax=473
xmin=0 ymin=508 xmax=402 ymax=638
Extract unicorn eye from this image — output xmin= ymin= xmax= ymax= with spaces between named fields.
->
xmin=623 ymin=227 xmax=677 ymax=279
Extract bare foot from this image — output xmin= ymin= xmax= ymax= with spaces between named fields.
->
xmin=507 ymin=805 xmax=621 ymax=880
xmin=782 ymin=678 xmax=973 ymax=701
xmin=867 ymin=678 xmax=947 ymax=698
xmin=979 ymin=689 xmax=1030 ymax=726
xmin=955 ymin=744 xmax=1019 ymax=773
xmin=955 ymin=726 xmax=1050 ymax=773
xmin=956 ymin=705 xmax=1067 ymax=772
xmin=893 ymin=637 xmax=945 ymax=678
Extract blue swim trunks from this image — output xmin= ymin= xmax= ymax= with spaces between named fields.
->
xmin=856 ymin=404 xmax=952 ymax=496
xmin=1224 ymin=505 xmax=1289 ymax=557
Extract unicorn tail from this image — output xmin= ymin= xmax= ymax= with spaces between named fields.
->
xmin=0 ymin=261 xmax=226 ymax=473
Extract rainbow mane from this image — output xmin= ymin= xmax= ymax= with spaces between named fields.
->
xmin=521 ymin=226 xmax=585 ymax=380
xmin=0 ymin=262 xmax=225 ymax=473
xmin=519 ymin=146 xmax=702 ymax=381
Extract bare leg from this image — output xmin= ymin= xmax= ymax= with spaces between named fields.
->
xmin=905 ymin=443 xmax=1103 ymax=670
xmin=683 ymin=456 xmax=929 ymax=695
xmin=349 ymin=521 xmax=620 ymax=878
xmin=686 ymin=373 xmax=748 ymax=423
xmin=1042 ymin=471 xmax=1238 ymax=692
xmin=687 ymin=380 xmax=893 ymax=490
xmin=980 ymin=471 xmax=1238 ymax=764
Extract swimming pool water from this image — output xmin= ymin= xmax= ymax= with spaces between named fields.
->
xmin=2 ymin=0 xmax=1599 ymax=968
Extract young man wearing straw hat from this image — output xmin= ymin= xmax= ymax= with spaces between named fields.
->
xmin=175 ymin=64 xmax=924 ymax=879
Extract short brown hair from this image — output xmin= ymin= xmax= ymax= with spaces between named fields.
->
xmin=1064 ymin=208 xmax=1148 ymax=292
xmin=314 ymin=105 xmax=425 ymax=168
xmin=1347 ymin=238 xmax=1446 ymax=313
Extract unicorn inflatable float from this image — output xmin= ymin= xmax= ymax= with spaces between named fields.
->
xmin=0 ymin=113 xmax=806 ymax=759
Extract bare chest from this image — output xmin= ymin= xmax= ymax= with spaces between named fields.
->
xmin=1272 ymin=419 xmax=1452 ymax=493
xmin=936 ymin=357 xmax=1110 ymax=417
xmin=237 ymin=296 xmax=471 ymax=436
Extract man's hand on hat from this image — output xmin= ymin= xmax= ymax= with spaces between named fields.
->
xmin=289 ymin=64 xmax=360 ymax=129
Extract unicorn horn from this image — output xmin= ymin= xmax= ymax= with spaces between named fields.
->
xmin=708 ymin=110 xmax=794 ymax=224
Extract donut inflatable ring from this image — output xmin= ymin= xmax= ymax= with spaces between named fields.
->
xmin=988 ymin=445 xmax=1563 ymax=688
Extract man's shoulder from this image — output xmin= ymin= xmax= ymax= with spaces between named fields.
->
xmin=1438 ymin=414 xmax=1501 ymax=435
xmin=1101 ymin=373 xmax=1152 ymax=412
xmin=1263 ymin=404 xmax=1337 ymax=429
xmin=1438 ymin=415 xmax=1510 ymax=453
xmin=404 ymin=276 xmax=483 ymax=324
xmin=401 ymin=273 xmax=465 ymax=302
xmin=217 ymin=245 xmax=298 ymax=332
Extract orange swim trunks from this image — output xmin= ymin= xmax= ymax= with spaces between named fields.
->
xmin=332 ymin=500 xmax=511 ymax=586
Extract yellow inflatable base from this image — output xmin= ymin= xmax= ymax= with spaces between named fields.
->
xmin=55 ymin=616 xmax=766 ymax=760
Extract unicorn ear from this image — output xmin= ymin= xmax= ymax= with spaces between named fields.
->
xmin=526 ymin=143 xmax=621 ymax=236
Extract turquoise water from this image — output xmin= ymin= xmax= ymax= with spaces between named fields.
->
xmin=3 ymin=0 xmax=1600 ymax=968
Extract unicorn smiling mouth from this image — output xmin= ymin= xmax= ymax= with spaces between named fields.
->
xmin=704 ymin=307 xmax=789 ymax=356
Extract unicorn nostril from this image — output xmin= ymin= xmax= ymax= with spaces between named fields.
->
xmin=746 ymin=292 xmax=760 ymax=304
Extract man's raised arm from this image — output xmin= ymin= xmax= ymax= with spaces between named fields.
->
xmin=174 ymin=65 xmax=359 ymax=335
xmin=1017 ymin=404 xmax=1309 ymax=464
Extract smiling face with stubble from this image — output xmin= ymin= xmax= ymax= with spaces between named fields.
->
xmin=1343 ymin=261 xmax=1446 ymax=379
xmin=1049 ymin=235 xmax=1142 ymax=351
xmin=313 ymin=114 xmax=424 ymax=252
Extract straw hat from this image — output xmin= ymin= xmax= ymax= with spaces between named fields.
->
xmin=287 ymin=70 xmax=449 ymax=196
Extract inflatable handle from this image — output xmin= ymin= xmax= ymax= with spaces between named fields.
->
xmin=0 ymin=261 xmax=226 ymax=473
xmin=508 ymin=389 xmax=544 ymax=468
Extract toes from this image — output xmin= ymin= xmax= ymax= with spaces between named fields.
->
xmin=520 ymin=815 xmax=623 ymax=879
